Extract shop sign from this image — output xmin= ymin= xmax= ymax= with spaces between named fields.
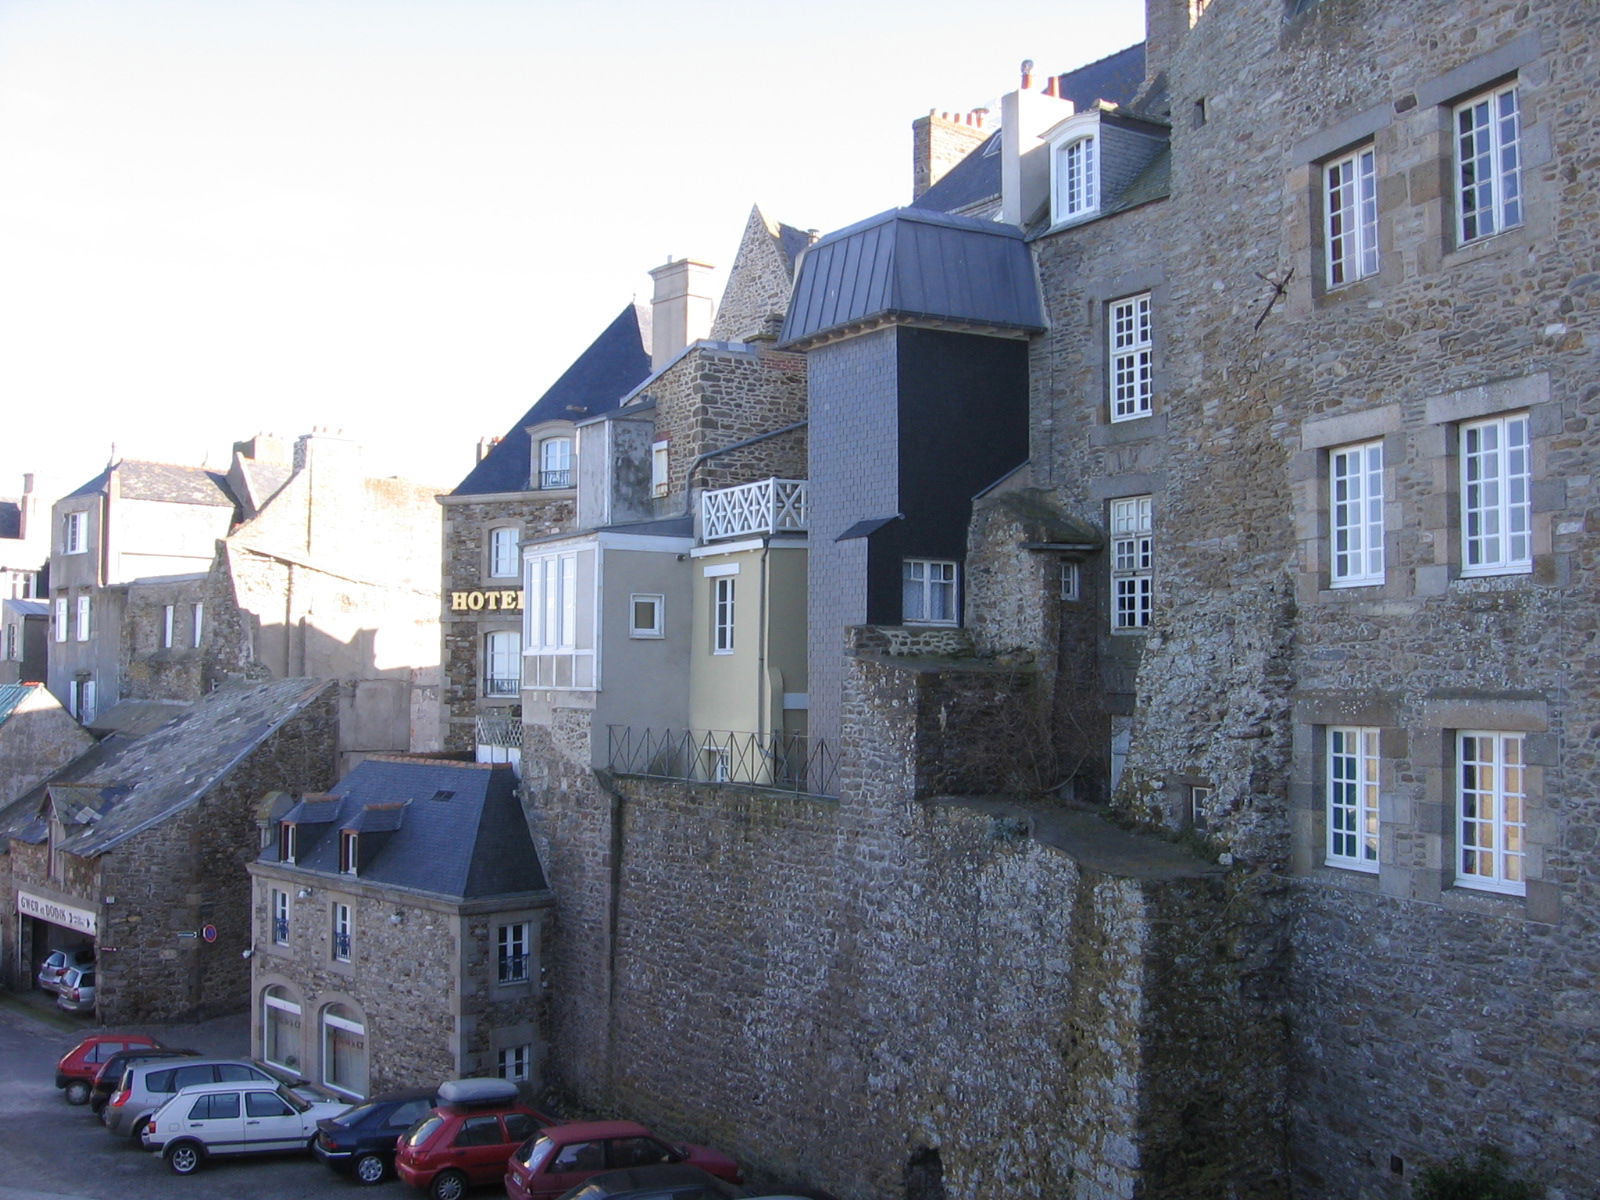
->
xmin=17 ymin=890 xmax=97 ymax=936
xmin=450 ymin=589 xmax=524 ymax=612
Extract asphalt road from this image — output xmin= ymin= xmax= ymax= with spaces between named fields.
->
xmin=0 ymin=996 xmax=401 ymax=1200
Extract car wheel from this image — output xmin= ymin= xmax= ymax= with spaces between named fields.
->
xmin=64 ymin=1080 xmax=91 ymax=1105
xmin=429 ymin=1168 xmax=468 ymax=1200
xmin=166 ymin=1141 xmax=204 ymax=1175
xmin=354 ymin=1152 xmax=387 ymax=1185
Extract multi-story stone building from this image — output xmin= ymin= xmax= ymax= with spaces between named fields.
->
xmin=248 ymin=756 xmax=552 ymax=1098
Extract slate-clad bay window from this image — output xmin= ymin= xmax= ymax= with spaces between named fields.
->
xmin=1109 ymin=294 xmax=1153 ymax=421
xmin=1326 ymin=727 xmax=1380 ymax=871
xmin=1455 ymin=83 xmax=1522 ymax=244
xmin=497 ymin=922 xmax=531 ymax=984
xmin=903 ymin=559 xmax=958 ymax=626
xmin=1110 ymin=496 xmax=1153 ymax=631
xmin=1325 ymin=144 xmax=1378 ymax=285
xmin=1330 ymin=440 xmax=1384 ymax=586
xmin=1457 ymin=731 xmax=1525 ymax=895
xmin=1461 ymin=412 xmax=1531 ymax=576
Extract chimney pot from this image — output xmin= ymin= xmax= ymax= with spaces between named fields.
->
xmin=1021 ymin=58 xmax=1034 ymax=89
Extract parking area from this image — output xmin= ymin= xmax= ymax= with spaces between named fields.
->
xmin=0 ymin=992 xmax=388 ymax=1200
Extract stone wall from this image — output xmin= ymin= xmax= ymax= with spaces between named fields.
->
xmin=0 ymin=686 xmax=94 ymax=808
xmin=123 ymin=576 xmax=208 ymax=702
xmin=710 ymin=207 xmax=803 ymax=344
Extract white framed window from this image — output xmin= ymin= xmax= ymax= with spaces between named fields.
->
xmin=489 ymin=527 xmax=520 ymax=578
xmin=339 ymin=830 xmax=358 ymax=875
xmin=484 ymin=630 xmax=521 ymax=697
xmin=332 ymin=903 xmax=352 ymax=962
xmin=261 ymin=986 xmax=302 ymax=1072
xmin=1330 ymin=440 xmax=1384 ymax=586
xmin=1054 ymin=134 xmax=1098 ymax=219
xmin=712 ymin=577 xmax=736 ymax=653
xmin=1110 ymin=496 xmax=1153 ymax=631
xmin=279 ymin=822 xmax=297 ymax=865
xmin=903 ymin=558 xmax=957 ymax=626
xmin=702 ymin=737 xmax=731 ymax=783
xmin=271 ymin=889 xmax=290 ymax=945
xmin=1456 ymin=731 xmax=1525 ymax=895
xmin=75 ymin=595 xmax=90 ymax=642
xmin=1325 ymin=144 xmax=1379 ymax=285
xmin=1060 ymin=561 xmax=1080 ymax=602
xmin=61 ymin=510 xmax=85 ymax=554
xmin=1326 ymin=727 xmax=1380 ymax=871
xmin=497 ymin=1044 xmax=532 ymax=1083
xmin=651 ymin=440 xmax=669 ymax=498
xmin=524 ymin=547 xmax=595 ymax=689
xmin=162 ymin=604 xmax=175 ymax=648
xmin=1189 ymin=785 xmax=1213 ymax=830
xmin=1455 ymin=83 xmax=1522 ymax=245
xmin=630 ymin=593 xmax=664 ymax=638
xmin=538 ymin=437 xmax=572 ymax=489
xmin=497 ymin=922 xmax=531 ymax=984
xmin=54 ymin=597 xmax=67 ymax=643
xmin=1460 ymin=412 xmax=1531 ymax=576
xmin=191 ymin=602 xmax=203 ymax=648
xmin=1109 ymin=294 xmax=1153 ymax=421
xmin=72 ymin=678 xmax=96 ymax=724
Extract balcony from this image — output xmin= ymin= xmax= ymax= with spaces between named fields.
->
xmin=475 ymin=714 xmax=523 ymax=749
xmin=607 ymin=725 xmax=836 ymax=797
xmin=483 ymin=675 xmax=520 ymax=698
xmin=701 ymin=478 xmax=807 ymax=542
xmin=539 ymin=468 xmax=572 ymax=489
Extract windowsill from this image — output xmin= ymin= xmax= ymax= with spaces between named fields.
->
xmin=1444 ymin=223 xmax=1528 ymax=269
xmin=1312 ymin=272 xmax=1382 ymax=307
xmin=903 ymin=622 xmax=959 ymax=629
xmin=1456 ymin=564 xmax=1532 ymax=581
xmin=1453 ymin=876 xmax=1526 ymax=898
xmin=1110 ymin=627 xmax=1150 ymax=636
xmin=1327 ymin=577 xmax=1385 ymax=590
xmin=1323 ymin=858 xmax=1379 ymax=875
xmin=629 ymin=632 xmax=664 ymax=640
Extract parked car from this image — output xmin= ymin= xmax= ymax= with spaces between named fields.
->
xmin=548 ymin=1163 xmax=745 ymax=1200
xmin=88 ymin=1048 xmax=200 ymax=1114
xmin=104 ymin=1056 xmax=319 ymax=1140
xmin=312 ymin=1085 xmax=441 ymax=1184
xmin=55 ymin=965 xmax=96 ymax=1013
xmin=55 ymin=1032 xmax=163 ymax=1105
xmin=393 ymin=1078 xmax=554 ymax=1200
xmin=36 ymin=946 xmax=94 ymax=993
xmin=140 ymin=1080 xmax=348 ymax=1175
xmin=504 ymin=1121 xmax=741 ymax=1200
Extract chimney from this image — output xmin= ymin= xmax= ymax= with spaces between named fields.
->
xmin=476 ymin=436 xmax=500 ymax=464
xmin=648 ymin=258 xmax=715 ymax=371
xmin=911 ymin=109 xmax=990 ymax=201
xmin=1001 ymin=58 xmax=1076 ymax=226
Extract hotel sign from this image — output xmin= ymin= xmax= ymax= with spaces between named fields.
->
xmin=450 ymin=589 xmax=524 ymax=612
xmin=17 ymin=890 xmax=97 ymax=936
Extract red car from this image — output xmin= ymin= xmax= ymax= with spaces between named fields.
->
xmin=393 ymin=1078 xmax=554 ymax=1200
xmin=55 ymin=1032 xmax=163 ymax=1106
xmin=503 ymin=1121 xmax=742 ymax=1200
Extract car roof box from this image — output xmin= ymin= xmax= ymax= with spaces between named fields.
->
xmin=437 ymin=1077 xmax=519 ymax=1108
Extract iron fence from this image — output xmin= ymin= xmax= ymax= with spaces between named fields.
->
xmin=607 ymin=725 xmax=836 ymax=797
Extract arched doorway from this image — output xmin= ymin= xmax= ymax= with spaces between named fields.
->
xmin=260 ymin=985 xmax=302 ymax=1073
xmin=320 ymin=1001 xmax=368 ymax=1098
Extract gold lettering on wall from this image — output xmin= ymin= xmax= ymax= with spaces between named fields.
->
xmin=450 ymin=589 xmax=525 ymax=612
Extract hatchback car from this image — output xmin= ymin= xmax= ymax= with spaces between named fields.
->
xmin=55 ymin=1032 xmax=163 ymax=1105
xmin=313 ymin=1086 xmax=441 ymax=1184
xmin=141 ymin=1080 xmax=348 ymax=1175
xmin=37 ymin=946 xmax=94 ymax=993
xmin=104 ymin=1056 xmax=316 ymax=1140
xmin=88 ymin=1048 xmax=199 ymax=1114
xmin=56 ymin=965 xmax=96 ymax=1013
xmin=504 ymin=1121 xmax=741 ymax=1200
xmin=394 ymin=1078 xmax=554 ymax=1200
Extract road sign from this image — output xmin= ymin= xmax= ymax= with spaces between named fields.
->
xmin=201 ymin=924 xmax=218 ymax=943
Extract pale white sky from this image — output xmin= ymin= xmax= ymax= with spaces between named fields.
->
xmin=0 ymin=0 xmax=1144 ymax=502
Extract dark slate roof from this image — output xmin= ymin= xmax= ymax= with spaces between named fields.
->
xmin=913 ymin=42 xmax=1148 ymax=217
xmin=0 ymin=500 xmax=19 ymax=539
xmin=776 ymin=222 xmax=815 ymax=269
xmin=780 ymin=208 xmax=1044 ymax=348
xmin=3 ymin=599 xmax=47 ymax=618
xmin=0 ymin=683 xmax=35 ymax=727
xmin=67 ymin=461 xmax=239 ymax=508
xmin=262 ymin=757 xmax=547 ymax=901
xmin=27 ymin=678 xmax=332 ymax=857
xmin=452 ymin=304 xmax=652 ymax=497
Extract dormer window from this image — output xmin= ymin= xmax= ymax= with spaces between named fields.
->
xmin=538 ymin=437 xmax=572 ymax=489
xmin=1054 ymin=134 xmax=1099 ymax=221
xmin=339 ymin=830 xmax=358 ymax=875
xmin=279 ymin=822 xmax=297 ymax=865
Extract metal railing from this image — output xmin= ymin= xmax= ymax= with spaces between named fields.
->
xmin=701 ymin=478 xmax=808 ymax=542
xmin=272 ymin=918 xmax=289 ymax=944
xmin=332 ymin=932 xmax=352 ymax=961
xmin=498 ymin=952 xmax=531 ymax=984
xmin=483 ymin=675 xmax=520 ymax=698
xmin=476 ymin=714 xmax=524 ymax=748
xmin=607 ymin=725 xmax=836 ymax=797
xmin=539 ymin=468 xmax=572 ymax=489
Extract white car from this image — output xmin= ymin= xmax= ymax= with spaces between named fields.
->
xmin=141 ymin=1080 xmax=349 ymax=1175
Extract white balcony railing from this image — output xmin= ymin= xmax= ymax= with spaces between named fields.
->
xmin=701 ymin=478 xmax=808 ymax=542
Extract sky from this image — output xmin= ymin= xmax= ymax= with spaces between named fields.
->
xmin=0 ymin=0 xmax=1145 ymax=503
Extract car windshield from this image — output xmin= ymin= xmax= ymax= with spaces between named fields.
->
xmin=404 ymin=1115 xmax=445 ymax=1148
xmin=332 ymin=1100 xmax=384 ymax=1126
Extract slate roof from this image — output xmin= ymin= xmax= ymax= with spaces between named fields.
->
xmin=0 ymin=682 xmax=36 ymax=727
xmin=261 ymin=757 xmax=547 ymax=901
xmin=67 ymin=461 xmax=239 ymax=509
xmin=451 ymin=304 xmax=652 ymax=497
xmin=0 ymin=501 xmax=19 ymax=539
xmin=780 ymin=208 xmax=1045 ymax=348
xmin=1 ymin=678 xmax=333 ymax=856
xmin=3 ymin=599 xmax=47 ymax=618
xmin=914 ymin=42 xmax=1149 ymax=217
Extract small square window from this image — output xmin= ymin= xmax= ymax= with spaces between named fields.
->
xmin=903 ymin=559 xmax=958 ymax=626
xmin=497 ymin=1044 xmax=532 ymax=1082
xmin=630 ymin=594 xmax=664 ymax=638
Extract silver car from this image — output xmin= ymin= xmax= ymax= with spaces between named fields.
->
xmin=103 ymin=1056 xmax=315 ymax=1140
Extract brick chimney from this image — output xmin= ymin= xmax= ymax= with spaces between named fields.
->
xmin=648 ymin=258 xmax=715 ymax=371
xmin=912 ymin=109 xmax=990 ymax=200
xmin=1001 ymin=59 xmax=1076 ymax=226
